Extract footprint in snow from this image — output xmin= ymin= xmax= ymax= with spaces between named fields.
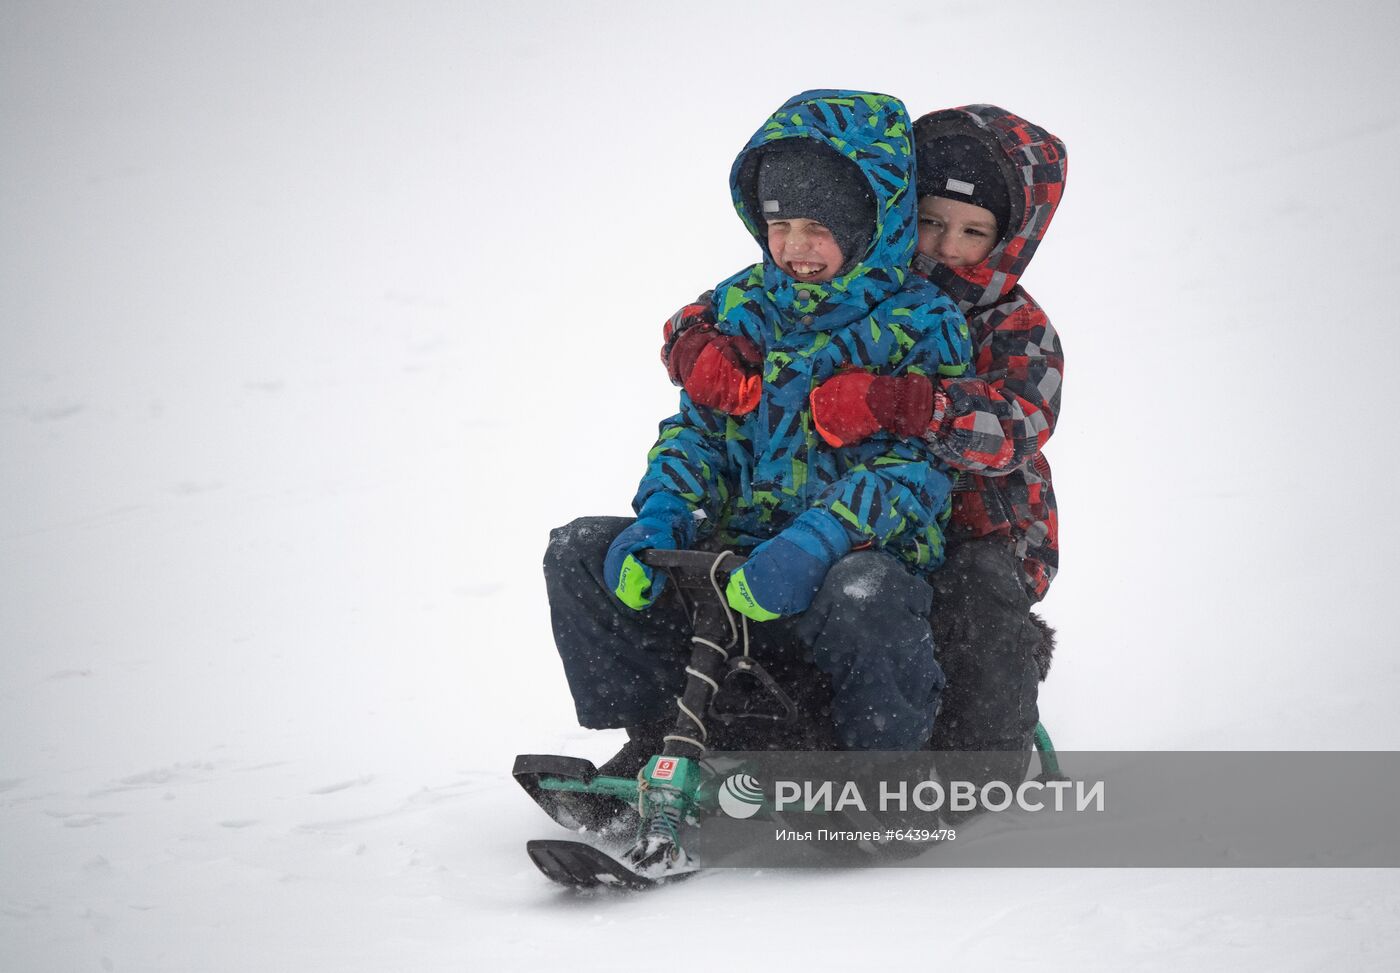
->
xmin=44 ymin=810 xmax=123 ymax=828
xmin=309 ymin=776 xmax=374 ymax=795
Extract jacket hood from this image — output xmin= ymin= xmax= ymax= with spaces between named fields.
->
xmin=912 ymin=106 xmax=1067 ymax=310
xmin=729 ymin=89 xmax=920 ymax=332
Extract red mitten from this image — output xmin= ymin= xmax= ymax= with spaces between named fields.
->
xmin=811 ymin=372 xmax=935 ymax=447
xmin=811 ymin=372 xmax=880 ymax=447
xmin=867 ymin=373 xmax=935 ymax=438
xmin=666 ymin=320 xmax=718 ymax=387
xmin=684 ymin=335 xmax=762 ymax=414
xmin=662 ymin=301 xmax=715 ymax=385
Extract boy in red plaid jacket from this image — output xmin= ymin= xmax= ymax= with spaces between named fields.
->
xmin=662 ymin=105 xmax=1066 ymax=781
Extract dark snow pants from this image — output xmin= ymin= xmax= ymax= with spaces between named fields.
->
xmin=544 ymin=516 xmax=943 ymax=751
xmin=927 ymin=535 xmax=1044 ymax=787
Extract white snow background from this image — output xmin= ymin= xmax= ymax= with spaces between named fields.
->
xmin=4 ymin=1 xmax=1400 ymax=969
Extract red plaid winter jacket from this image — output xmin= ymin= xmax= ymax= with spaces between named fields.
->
xmin=912 ymin=106 xmax=1066 ymax=601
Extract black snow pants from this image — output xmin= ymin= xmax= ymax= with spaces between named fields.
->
xmin=927 ymin=535 xmax=1044 ymax=788
xmin=544 ymin=517 xmax=943 ymax=751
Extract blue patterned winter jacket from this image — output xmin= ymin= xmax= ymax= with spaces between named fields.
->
xmin=634 ymin=90 xmax=973 ymax=574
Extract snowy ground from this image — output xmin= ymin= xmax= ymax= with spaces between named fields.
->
xmin=5 ymin=1 xmax=1400 ymax=970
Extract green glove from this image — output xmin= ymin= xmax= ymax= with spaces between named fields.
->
xmin=603 ymin=493 xmax=694 ymax=610
xmin=726 ymin=509 xmax=852 ymax=621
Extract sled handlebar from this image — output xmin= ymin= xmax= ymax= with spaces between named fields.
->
xmin=639 ymin=549 xmax=747 ymax=595
xmin=638 ymin=549 xmax=746 ymax=573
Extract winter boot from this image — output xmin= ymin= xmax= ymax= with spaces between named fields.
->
xmin=597 ymin=718 xmax=670 ymax=778
xmin=563 ymin=720 xmax=669 ymax=837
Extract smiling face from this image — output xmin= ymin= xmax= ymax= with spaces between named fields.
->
xmin=765 ymin=217 xmax=846 ymax=283
xmin=916 ymin=195 xmax=1000 ymax=268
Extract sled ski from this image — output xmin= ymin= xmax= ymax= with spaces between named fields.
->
xmin=513 ymin=753 xmax=641 ymax=835
xmin=526 ymin=838 xmax=698 ymax=891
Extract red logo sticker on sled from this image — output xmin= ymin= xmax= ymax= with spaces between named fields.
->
xmin=652 ymin=758 xmax=677 ymax=780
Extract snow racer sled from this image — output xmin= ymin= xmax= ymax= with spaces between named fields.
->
xmin=515 ymin=548 xmax=1062 ymax=890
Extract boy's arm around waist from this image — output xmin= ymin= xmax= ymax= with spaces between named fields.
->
xmin=927 ymin=291 xmax=1063 ymax=475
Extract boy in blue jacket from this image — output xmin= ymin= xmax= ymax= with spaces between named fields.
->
xmin=544 ymin=91 xmax=972 ymax=767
